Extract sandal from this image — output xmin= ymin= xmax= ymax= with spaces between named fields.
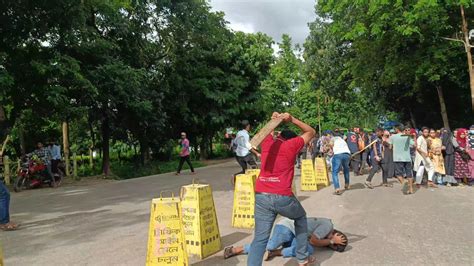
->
xmin=265 ymin=250 xmax=279 ymax=261
xmin=299 ymin=255 xmax=317 ymax=265
xmin=224 ymin=246 xmax=235 ymax=259
xmin=0 ymin=222 xmax=19 ymax=231
xmin=364 ymin=181 xmax=373 ymax=189
xmin=333 ymin=190 xmax=343 ymax=195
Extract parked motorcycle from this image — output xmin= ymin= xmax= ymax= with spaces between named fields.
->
xmin=14 ymin=155 xmax=63 ymax=192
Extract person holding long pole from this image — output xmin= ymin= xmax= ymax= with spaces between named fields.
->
xmin=247 ymin=112 xmax=315 ymax=266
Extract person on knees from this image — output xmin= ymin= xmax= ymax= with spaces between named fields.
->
xmin=329 ymin=131 xmax=351 ymax=195
xmin=175 ymin=132 xmax=195 ymax=175
xmin=388 ymin=125 xmax=416 ymax=194
xmin=247 ymin=112 xmax=315 ymax=266
xmin=414 ymin=127 xmax=437 ymax=188
xmin=365 ymin=128 xmax=388 ymax=188
xmin=224 ymin=217 xmax=347 ymax=260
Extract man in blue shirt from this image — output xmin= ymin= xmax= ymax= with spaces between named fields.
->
xmin=346 ymin=127 xmax=360 ymax=174
xmin=49 ymin=140 xmax=61 ymax=176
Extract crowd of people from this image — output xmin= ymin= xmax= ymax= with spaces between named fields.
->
xmin=223 ymin=115 xmax=473 ymax=265
xmin=225 ymin=112 xmax=349 ymax=266
xmin=312 ymin=125 xmax=474 ymax=195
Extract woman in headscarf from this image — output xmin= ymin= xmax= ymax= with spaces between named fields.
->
xmin=428 ymin=128 xmax=445 ymax=184
xmin=454 ymin=128 xmax=471 ymax=183
xmin=467 ymin=125 xmax=474 ymax=180
xmin=441 ymin=128 xmax=457 ymax=185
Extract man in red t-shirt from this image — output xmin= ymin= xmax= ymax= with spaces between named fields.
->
xmin=247 ymin=112 xmax=315 ymax=266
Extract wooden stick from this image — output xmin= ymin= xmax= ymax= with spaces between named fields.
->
xmin=0 ymin=135 xmax=10 ymax=157
xmin=250 ymin=118 xmax=283 ymax=149
xmin=350 ymin=139 xmax=378 ymax=158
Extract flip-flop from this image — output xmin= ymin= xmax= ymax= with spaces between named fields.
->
xmin=301 ymin=255 xmax=317 ymax=265
xmin=0 ymin=223 xmax=19 ymax=231
xmin=364 ymin=181 xmax=373 ymax=189
xmin=223 ymin=246 xmax=235 ymax=259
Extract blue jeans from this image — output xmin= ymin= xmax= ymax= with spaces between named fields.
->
xmin=332 ymin=153 xmax=351 ymax=189
xmin=0 ymin=181 xmax=10 ymax=224
xmin=243 ymin=224 xmax=314 ymax=257
xmin=248 ymin=193 xmax=308 ymax=265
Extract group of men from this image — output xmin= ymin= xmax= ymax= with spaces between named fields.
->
xmin=226 ymin=113 xmax=348 ymax=266
xmin=30 ymin=140 xmax=62 ymax=180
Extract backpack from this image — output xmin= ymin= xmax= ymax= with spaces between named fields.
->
xmin=357 ymin=134 xmax=365 ymax=151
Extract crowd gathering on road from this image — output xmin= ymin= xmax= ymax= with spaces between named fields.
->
xmin=225 ymin=112 xmax=473 ymax=265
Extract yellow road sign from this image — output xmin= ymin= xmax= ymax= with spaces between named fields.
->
xmin=146 ymin=194 xmax=188 ymax=266
xmin=181 ymin=183 xmax=221 ymax=259
xmin=314 ymin=157 xmax=330 ymax=187
xmin=300 ymin=159 xmax=318 ymax=191
xmin=232 ymin=174 xmax=257 ymax=229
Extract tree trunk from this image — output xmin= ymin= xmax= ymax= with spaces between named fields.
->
xmin=199 ymin=138 xmax=208 ymax=160
xmin=436 ymin=85 xmax=450 ymax=130
xmin=460 ymin=5 xmax=474 ymax=111
xmin=19 ymin=126 xmax=26 ymax=155
xmin=62 ymin=121 xmax=70 ymax=176
xmin=209 ymin=135 xmax=213 ymax=158
xmin=139 ymin=138 xmax=150 ymax=165
xmin=101 ymin=114 xmax=111 ymax=176
xmin=408 ymin=107 xmax=417 ymax=129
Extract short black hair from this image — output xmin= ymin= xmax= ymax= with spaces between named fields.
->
xmin=375 ymin=127 xmax=384 ymax=133
xmin=280 ymin=129 xmax=298 ymax=140
xmin=330 ymin=229 xmax=348 ymax=252
xmin=395 ymin=124 xmax=404 ymax=132
xmin=421 ymin=126 xmax=429 ymax=132
xmin=240 ymin=120 xmax=250 ymax=129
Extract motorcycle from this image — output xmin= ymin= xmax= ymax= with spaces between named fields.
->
xmin=14 ymin=155 xmax=63 ymax=192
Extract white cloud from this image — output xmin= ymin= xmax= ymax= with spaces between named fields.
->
xmin=209 ymin=0 xmax=316 ymax=45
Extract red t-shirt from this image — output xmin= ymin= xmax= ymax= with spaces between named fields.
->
xmin=255 ymin=134 xmax=305 ymax=196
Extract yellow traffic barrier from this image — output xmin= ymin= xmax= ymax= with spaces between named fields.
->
xmin=314 ymin=157 xmax=330 ymax=187
xmin=245 ymin=168 xmax=260 ymax=177
xmin=300 ymin=159 xmax=317 ymax=191
xmin=180 ymin=180 xmax=221 ymax=259
xmin=232 ymin=174 xmax=257 ymax=229
xmin=146 ymin=192 xmax=188 ymax=266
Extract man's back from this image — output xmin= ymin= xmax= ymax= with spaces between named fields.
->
xmin=346 ymin=132 xmax=358 ymax=153
xmin=256 ymin=134 xmax=304 ymax=196
xmin=235 ymin=129 xmax=250 ymax=157
xmin=390 ymin=133 xmax=414 ymax=162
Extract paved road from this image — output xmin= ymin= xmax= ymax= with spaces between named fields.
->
xmin=1 ymin=161 xmax=473 ymax=265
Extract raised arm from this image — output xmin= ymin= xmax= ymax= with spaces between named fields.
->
xmin=279 ymin=113 xmax=315 ymax=144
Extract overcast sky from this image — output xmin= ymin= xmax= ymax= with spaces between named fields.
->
xmin=209 ymin=0 xmax=317 ymax=46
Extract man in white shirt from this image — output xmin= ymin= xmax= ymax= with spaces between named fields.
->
xmin=329 ymin=131 xmax=351 ymax=195
xmin=414 ymin=127 xmax=437 ymax=188
xmin=233 ymin=120 xmax=260 ymax=182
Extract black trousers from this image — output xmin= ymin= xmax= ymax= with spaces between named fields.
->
xmin=51 ymin=159 xmax=60 ymax=174
xmin=177 ymin=155 xmax=194 ymax=173
xmin=234 ymin=154 xmax=257 ymax=177
xmin=366 ymin=158 xmax=387 ymax=184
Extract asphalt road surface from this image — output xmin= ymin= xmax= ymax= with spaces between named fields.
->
xmin=1 ymin=160 xmax=473 ymax=265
